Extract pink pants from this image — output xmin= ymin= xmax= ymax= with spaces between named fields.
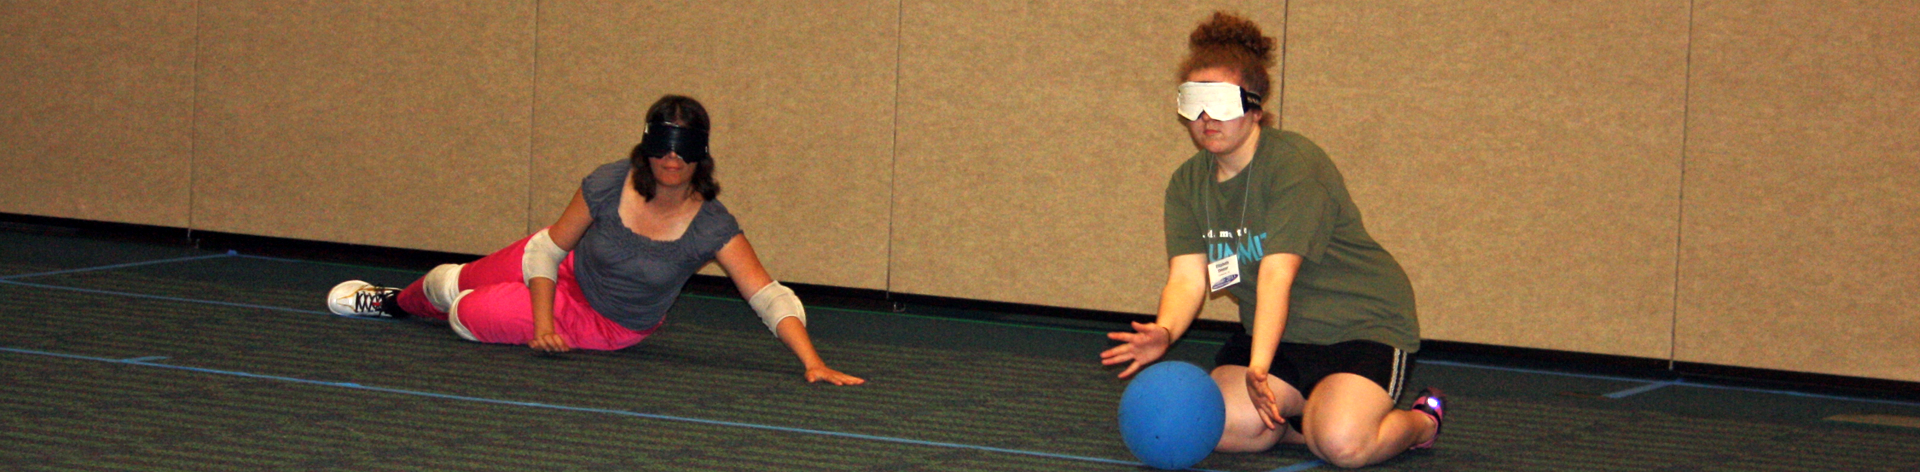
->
xmin=395 ymin=232 xmax=657 ymax=350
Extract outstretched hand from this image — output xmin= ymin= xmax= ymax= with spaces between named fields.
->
xmin=1100 ymin=321 xmax=1173 ymax=378
xmin=805 ymin=366 xmax=866 ymax=386
xmin=1244 ymin=368 xmax=1287 ymax=430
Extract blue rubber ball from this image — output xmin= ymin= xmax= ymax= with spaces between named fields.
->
xmin=1118 ymin=361 xmax=1225 ymax=470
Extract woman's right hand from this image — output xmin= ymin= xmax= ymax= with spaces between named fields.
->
xmin=530 ymin=329 xmax=571 ymax=352
xmin=1100 ymin=321 xmax=1173 ymax=378
xmin=525 ymin=272 xmax=570 ymax=353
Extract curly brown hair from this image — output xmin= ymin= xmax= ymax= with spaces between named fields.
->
xmin=1177 ymin=12 xmax=1277 ymax=127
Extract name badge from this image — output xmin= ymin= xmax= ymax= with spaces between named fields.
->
xmin=1208 ymin=255 xmax=1240 ymax=292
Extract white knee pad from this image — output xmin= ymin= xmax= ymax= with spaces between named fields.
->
xmin=444 ymin=289 xmax=480 ymax=342
xmin=423 ymin=263 xmax=465 ymax=313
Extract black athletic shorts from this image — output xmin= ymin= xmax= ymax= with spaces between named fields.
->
xmin=1214 ymin=333 xmax=1414 ymax=404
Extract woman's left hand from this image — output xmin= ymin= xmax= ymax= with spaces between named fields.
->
xmin=1244 ymin=368 xmax=1286 ymax=430
xmin=805 ymin=366 xmax=866 ymax=386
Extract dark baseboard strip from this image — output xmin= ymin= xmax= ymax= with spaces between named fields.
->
xmin=0 ymin=212 xmax=480 ymax=271
xmin=1416 ymin=339 xmax=1677 ymax=379
xmin=6 ymin=211 xmax=1916 ymax=401
xmin=1670 ymin=361 xmax=1920 ymax=403
xmin=687 ymin=274 xmax=1241 ymax=339
xmin=198 ymin=230 xmax=477 ymax=272
xmin=1 ymin=212 xmax=191 ymax=242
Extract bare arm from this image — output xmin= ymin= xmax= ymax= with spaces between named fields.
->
xmin=713 ymin=234 xmax=864 ymax=385
xmin=713 ymin=234 xmax=773 ymax=299
xmin=1244 ymin=253 xmax=1303 ymax=429
xmin=1154 ymin=253 xmax=1213 ymax=342
xmin=1101 ymin=253 xmax=1210 ymax=378
xmin=528 ymin=190 xmax=593 ymax=352
xmin=545 ymin=189 xmax=592 ymax=251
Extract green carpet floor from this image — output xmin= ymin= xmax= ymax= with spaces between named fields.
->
xmin=3 ymin=231 xmax=1918 ymax=471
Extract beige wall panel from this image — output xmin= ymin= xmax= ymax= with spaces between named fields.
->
xmin=1680 ymin=0 xmax=1920 ymax=381
xmin=190 ymin=1 xmax=534 ymax=254
xmin=1283 ymin=1 xmax=1690 ymax=356
xmin=533 ymin=1 xmax=897 ymax=290
xmin=0 ymin=1 xmax=195 ymax=227
xmin=891 ymin=2 xmax=1281 ymax=319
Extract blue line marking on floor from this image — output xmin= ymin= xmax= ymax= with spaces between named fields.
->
xmin=122 ymin=356 xmax=171 ymax=363
xmin=0 ymin=253 xmax=236 ymax=281
xmin=1267 ymin=459 xmax=1324 ymax=471
xmin=231 ymin=253 xmax=300 ymax=262
xmin=1604 ymin=380 xmax=1680 ymax=399
xmin=0 ymin=345 xmax=1229 ymax=472
xmin=232 ymin=253 xmax=437 ymax=275
xmin=233 ymin=253 xmax=348 ymax=264
xmin=1422 ymin=360 xmax=1920 ymax=407
xmin=0 ymin=279 xmax=336 ymax=316
xmin=1679 ymin=381 xmax=1920 ymax=407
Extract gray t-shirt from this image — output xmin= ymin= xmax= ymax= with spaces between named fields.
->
xmin=572 ymin=160 xmax=742 ymax=330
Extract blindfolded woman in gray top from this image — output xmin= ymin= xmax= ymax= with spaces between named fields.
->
xmin=329 ymin=94 xmax=863 ymax=386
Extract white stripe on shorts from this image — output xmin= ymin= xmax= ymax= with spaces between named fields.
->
xmin=1388 ymin=348 xmax=1407 ymax=402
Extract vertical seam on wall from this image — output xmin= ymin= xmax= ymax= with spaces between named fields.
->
xmin=526 ymin=1 xmax=543 ymax=233
xmin=1669 ymin=0 xmax=1698 ymax=372
xmin=885 ymin=0 xmax=904 ymax=297
xmin=1278 ymin=0 xmax=1291 ymax=128
xmin=186 ymin=0 xmax=203 ymax=241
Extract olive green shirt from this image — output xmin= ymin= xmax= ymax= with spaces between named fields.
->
xmin=1163 ymin=129 xmax=1420 ymax=352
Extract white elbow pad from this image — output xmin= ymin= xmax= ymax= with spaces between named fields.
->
xmin=748 ymin=281 xmax=806 ymax=336
xmin=521 ymin=229 xmax=567 ymax=284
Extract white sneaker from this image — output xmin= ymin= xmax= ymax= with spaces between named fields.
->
xmin=327 ymin=280 xmax=403 ymax=318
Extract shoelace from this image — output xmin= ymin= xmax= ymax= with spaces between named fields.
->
xmin=353 ymin=287 xmax=394 ymax=314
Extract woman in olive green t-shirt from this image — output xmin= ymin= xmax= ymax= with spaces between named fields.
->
xmin=1099 ymin=12 xmax=1445 ymax=469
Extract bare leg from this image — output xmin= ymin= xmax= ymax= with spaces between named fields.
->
xmin=1211 ymin=365 xmax=1307 ymax=452
xmin=1299 ymin=373 xmax=1438 ymax=468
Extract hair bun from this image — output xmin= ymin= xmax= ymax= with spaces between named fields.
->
xmin=1189 ymin=12 xmax=1274 ymax=62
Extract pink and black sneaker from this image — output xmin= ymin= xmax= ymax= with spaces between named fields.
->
xmin=1410 ymin=387 xmax=1446 ymax=450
